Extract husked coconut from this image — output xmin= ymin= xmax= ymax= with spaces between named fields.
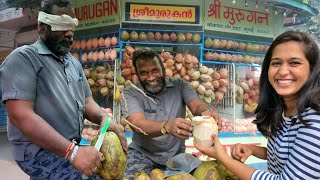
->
xmin=111 ymin=36 xmax=118 ymax=45
xmin=192 ymin=116 xmax=218 ymax=147
xmin=104 ymin=37 xmax=111 ymax=48
xmin=192 ymin=33 xmax=201 ymax=43
xmin=205 ymin=38 xmax=213 ymax=48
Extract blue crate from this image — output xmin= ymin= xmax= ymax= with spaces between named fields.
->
xmin=0 ymin=82 xmax=7 ymax=127
xmin=0 ymin=102 xmax=7 ymax=126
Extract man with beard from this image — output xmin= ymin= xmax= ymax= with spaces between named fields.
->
xmin=120 ymin=48 xmax=221 ymax=179
xmin=0 ymin=0 xmax=127 ymax=179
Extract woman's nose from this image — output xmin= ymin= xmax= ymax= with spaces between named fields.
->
xmin=278 ymin=64 xmax=290 ymax=76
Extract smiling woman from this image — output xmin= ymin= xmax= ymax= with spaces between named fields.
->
xmin=268 ymin=40 xmax=310 ymax=114
xmin=257 ymin=31 xmax=320 ymax=130
xmin=193 ymin=31 xmax=320 ymax=180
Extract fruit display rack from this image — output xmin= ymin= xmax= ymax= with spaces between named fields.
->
xmin=113 ymin=28 xmax=204 ymax=123
xmin=71 ymin=31 xmax=120 ymax=64
xmin=70 ymin=31 xmax=121 ymax=111
xmin=201 ymin=34 xmax=271 ymax=67
xmin=199 ymin=34 xmax=271 ymax=135
xmin=118 ymin=28 xmax=204 ymax=62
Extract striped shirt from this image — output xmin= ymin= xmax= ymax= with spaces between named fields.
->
xmin=251 ymin=108 xmax=320 ymax=180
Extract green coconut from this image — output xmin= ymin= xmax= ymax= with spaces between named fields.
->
xmin=165 ymin=173 xmax=196 ymax=180
xmin=121 ymin=31 xmax=130 ymax=41
xmin=134 ymin=172 xmax=151 ymax=180
xmin=150 ymin=168 xmax=164 ymax=180
xmin=91 ymin=131 xmax=127 ymax=180
xmin=216 ymin=161 xmax=239 ymax=180
xmin=193 ymin=161 xmax=225 ymax=180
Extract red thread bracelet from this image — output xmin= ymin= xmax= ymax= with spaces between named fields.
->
xmin=63 ymin=142 xmax=74 ymax=159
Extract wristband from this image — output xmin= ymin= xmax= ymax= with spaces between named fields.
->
xmin=160 ymin=120 xmax=169 ymax=135
xmin=63 ymin=142 xmax=75 ymax=159
xmin=70 ymin=145 xmax=79 ymax=164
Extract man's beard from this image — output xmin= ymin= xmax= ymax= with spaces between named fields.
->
xmin=140 ymin=77 xmax=166 ymax=94
xmin=44 ymin=29 xmax=72 ymax=57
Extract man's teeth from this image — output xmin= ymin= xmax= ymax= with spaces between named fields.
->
xmin=277 ymin=80 xmax=293 ymax=84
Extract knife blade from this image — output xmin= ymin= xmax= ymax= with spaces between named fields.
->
xmin=94 ymin=117 xmax=111 ymax=151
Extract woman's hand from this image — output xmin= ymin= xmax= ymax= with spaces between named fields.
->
xmin=193 ymin=134 xmax=228 ymax=161
xmin=231 ymin=143 xmax=253 ymax=163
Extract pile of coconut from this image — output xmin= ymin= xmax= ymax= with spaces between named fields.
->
xmin=220 ymin=117 xmax=235 ymax=133
xmin=77 ymin=48 xmax=117 ymax=63
xmin=204 ymin=52 xmax=264 ymax=64
xmin=120 ymin=46 xmax=200 ymax=84
xmin=190 ymin=66 xmax=229 ymax=105
xmin=120 ymin=46 xmax=138 ymax=83
xmin=72 ymin=36 xmax=118 ymax=50
xmin=120 ymin=30 xmax=202 ymax=44
xmin=71 ymin=36 xmax=119 ymax=62
xmin=235 ymin=69 xmax=260 ymax=113
xmin=133 ymin=160 xmax=239 ymax=180
xmin=204 ymin=37 xmax=269 ymax=53
xmin=84 ymin=65 xmax=126 ymax=97
xmin=234 ymin=117 xmax=258 ymax=134
xmin=162 ymin=50 xmax=199 ymax=81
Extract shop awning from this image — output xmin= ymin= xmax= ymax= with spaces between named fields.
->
xmin=264 ymin=0 xmax=318 ymax=16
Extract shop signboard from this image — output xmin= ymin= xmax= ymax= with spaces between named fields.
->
xmin=204 ymin=0 xmax=283 ymax=38
xmin=121 ymin=0 xmax=202 ymax=26
xmin=73 ymin=0 xmax=120 ymax=30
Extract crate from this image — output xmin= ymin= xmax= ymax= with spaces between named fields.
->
xmin=0 ymin=82 xmax=7 ymax=127
xmin=0 ymin=101 xmax=7 ymax=127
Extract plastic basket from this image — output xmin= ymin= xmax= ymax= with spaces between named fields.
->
xmin=0 ymin=101 xmax=7 ymax=127
xmin=0 ymin=82 xmax=7 ymax=127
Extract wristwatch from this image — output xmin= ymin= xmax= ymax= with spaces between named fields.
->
xmin=160 ymin=121 xmax=168 ymax=135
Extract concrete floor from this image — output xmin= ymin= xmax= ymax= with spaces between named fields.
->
xmin=0 ymin=129 xmax=29 ymax=179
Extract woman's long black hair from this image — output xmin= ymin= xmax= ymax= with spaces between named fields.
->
xmin=254 ymin=31 xmax=320 ymax=137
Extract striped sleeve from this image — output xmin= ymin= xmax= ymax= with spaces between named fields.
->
xmin=251 ymin=109 xmax=320 ymax=180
